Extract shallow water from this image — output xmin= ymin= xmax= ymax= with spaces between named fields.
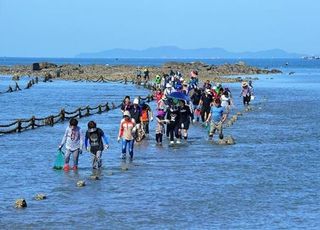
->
xmin=0 ymin=77 xmax=148 ymax=124
xmin=0 ymin=62 xmax=319 ymax=229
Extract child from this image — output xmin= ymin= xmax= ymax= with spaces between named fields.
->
xmin=140 ymin=101 xmax=153 ymax=135
xmin=85 ymin=121 xmax=109 ymax=169
xmin=194 ymin=106 xmax=201 ymax=122
xmin=59 ymin=118 xmax=83 ymax=171
xmin=118 ymin=111 xmax=136 ymax=160
xmin=155 ymin=110 xmax=168 ymax=145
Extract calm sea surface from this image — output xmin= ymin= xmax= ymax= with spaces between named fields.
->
xmin=0 ymin=58 xmax=319 ymax=229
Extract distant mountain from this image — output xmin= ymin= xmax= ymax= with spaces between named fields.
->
xmin=76 ymin=46 xmax=303 ymax=58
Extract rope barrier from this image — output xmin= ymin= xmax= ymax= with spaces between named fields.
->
xmin=0 ymin=78 xmax=155 ymax=135
xmin=0 ymin=77 xmax=40 ymax=95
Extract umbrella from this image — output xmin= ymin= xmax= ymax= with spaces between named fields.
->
xmin=168 ymin=91 xmax=190 ymax=102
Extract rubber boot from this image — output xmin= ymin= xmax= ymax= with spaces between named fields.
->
xmin=63 ymin=164 xmax=70 ymax=171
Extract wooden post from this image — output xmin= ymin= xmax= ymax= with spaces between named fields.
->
xmin=86 ymin=106 xmax=90 ymax=116
xmin=98 ymin=105 xmax=102 ymax=114
xmin=105 ymin=103 xmax=110 ymax=111
xmin=50 ymin=116 xmax=54 ymax=126
xmin=60 ymin=109 xmax=65 ymax=121
xmin=31 ymin=116 xmax=35 ymax=129
xmin=17 ymin=120 xmax=22 ymax=133
xmin=78 ymin=108 xmax=82 ymax=118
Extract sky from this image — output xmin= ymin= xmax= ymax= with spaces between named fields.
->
xmin=0 ymin=0 xmax=319 ymax=57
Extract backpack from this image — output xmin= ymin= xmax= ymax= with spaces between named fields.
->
xmin=141 ymin=109 xmax=149 ymax=122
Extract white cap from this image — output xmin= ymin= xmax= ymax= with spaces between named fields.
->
xmin=133 ymin=98 xmax=139 ymax=105
xmin=166 ymin=83 xmax=172 ymax=88
xmin=123 ymin=111 xmax=131 ymax=117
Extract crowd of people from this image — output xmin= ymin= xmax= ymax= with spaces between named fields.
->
xmin=58 ymin=68 xmax=254 ymax=171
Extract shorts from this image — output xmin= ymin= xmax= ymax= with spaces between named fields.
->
xmin=179 ymin=121 xmax=190 ymax=130
xmin=209 ymin=122 xmax=223 ymax=136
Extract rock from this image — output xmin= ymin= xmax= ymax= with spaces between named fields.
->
xmin=77 ymin=180 xmax=86 ymax=187
xmin=15 ymin=199 xmax=27 ymax=208
xmin=39 ymin=62 xmax=58 ymax=69
xmin=218 ymin=139 xmax=228 ymax=145
xmin=244 ymin=106 xmax=253 ymax=112
xmin=218 ymin=136 xmax=235 ymax=145
xmin=32 ymin=63 xmax=41 ymax=71
xmin=227 ymin=121 xmax=233 ymax=127
xmin=121 ymin=166 xmax=129 ymax=171
xmin=232 ymin=115 xmax=238 ymax=121
xmin=237 ymin=61 xmax=246 ymax=66
xmin=90 ymin=175 xmax=100 ymax=180
xmin=269 ymin=69 xmax=282 ymax=74
xmin=35 ymin=193 xmax=47 ymax=200
xmin=12 ymin=74 xmax=20 ymax=81
xmin=226 ymin=136 xmax=236 ymax=145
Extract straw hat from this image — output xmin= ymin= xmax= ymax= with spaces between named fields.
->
xmin=242 ymin=81 xmax=248 ymax=87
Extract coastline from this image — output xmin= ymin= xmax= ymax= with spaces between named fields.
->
xmin=0 ymin=61 xmax=282 ymax=83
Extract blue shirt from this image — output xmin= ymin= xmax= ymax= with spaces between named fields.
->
xmin=210 ymin=106 xmax=224 ymax=123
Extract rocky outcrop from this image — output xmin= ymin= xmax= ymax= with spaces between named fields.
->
xmin=34 ymin=193 xmax=47 ymax=200
xmin=77 ymin=180 xmax=86 ymax=187
xmin=32 ymin=62 xmax=57 ymax=71
xmin=218 ymin=136 xmax=236 ymax=145
xmin=0 ymin=61 xmax=282 ymax=83
xmin=15 ymin=199 xmax=27 ymax=208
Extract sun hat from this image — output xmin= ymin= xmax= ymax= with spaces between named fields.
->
xmin=123 ymin=111 xmax=131 ymax=118
xmin=242 ymin=82 xmax=248 ymax=87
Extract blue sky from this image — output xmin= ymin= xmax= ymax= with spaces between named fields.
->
xmin=0 ymin=0 xmax=319 ymax=57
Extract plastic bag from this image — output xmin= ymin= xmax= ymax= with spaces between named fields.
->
xmin=53 ymin=150 xmax=65 ymax=170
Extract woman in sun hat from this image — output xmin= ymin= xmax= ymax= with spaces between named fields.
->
xmin=240 ymin=81 xmax=252 ymax=106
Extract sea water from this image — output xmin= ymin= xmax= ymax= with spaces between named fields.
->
xmin=0 ymin=59 xmax=319 ymax=229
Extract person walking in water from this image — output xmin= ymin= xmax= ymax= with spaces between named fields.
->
xmin=121 ymin=95 xmax=132 ymax=114
xmin=199 ymin=89 xmax=213 ymax=122
xmin=84 ymin=121 xmax=109 ymax=169
xmin=140 ymin=101 xmax=153 ymax=136
xmin=155 ymin=110 xmax=168 ymax=145
xmin=59 ymin=118 xmax=83 ymax=171
xmin=118 ymin=111 xmax=136 ymax=160
xmin=178 ymin=100 xmax=194 ymax=140
xmin=206 ymin=98 xmax=227 ymax=141
xmin=240 ymin=81 xmax=252 ymax=106
xmin=166 ymin=100 xmax=180 ymax=144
